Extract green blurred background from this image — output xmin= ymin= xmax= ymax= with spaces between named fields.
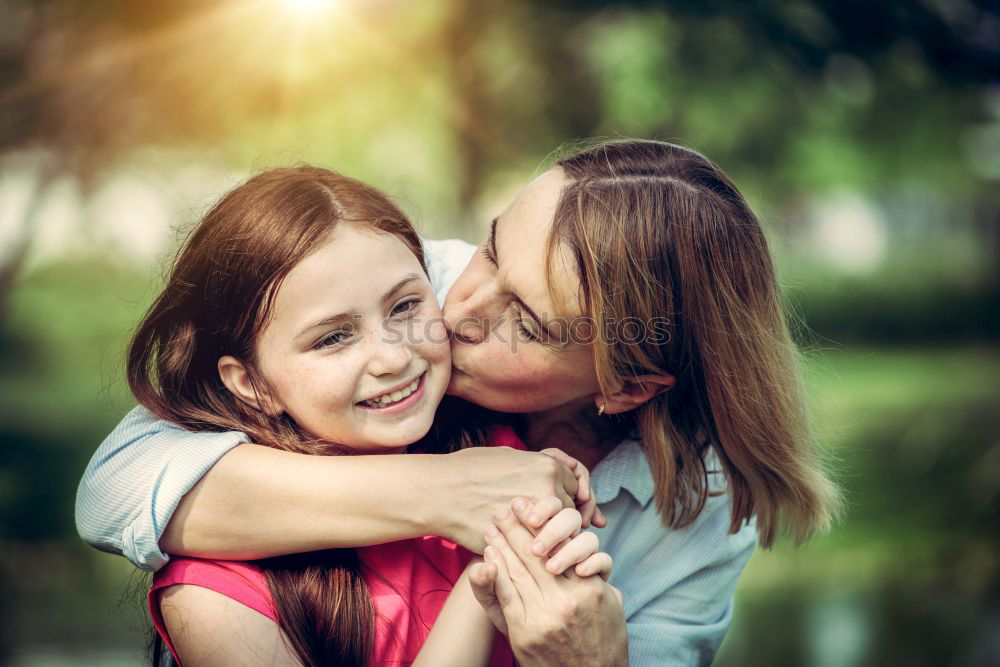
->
xmin=1 ymin=0 xmax=997 ymax=665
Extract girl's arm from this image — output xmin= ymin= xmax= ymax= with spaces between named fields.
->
xmin=76 ymin=406 xmax=598 ymax=569
xmin=470 ymin=500 xmax=624 ymax=667
xmin=413 ymin=560 xmax=498 ymax=667
xmin=159 ymin=585 xmax=300 ymax=666
xmin=415 ymin=500 xmax=609 ymax=667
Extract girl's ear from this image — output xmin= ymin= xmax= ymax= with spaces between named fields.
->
xmin=595 ymin=374 xmax=675 ymax=415
xmin=218 ymin=355 xmax=282 ymax=414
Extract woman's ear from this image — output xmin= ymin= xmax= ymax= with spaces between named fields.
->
xmin=596 ymin=374 xmax=675 ymax=415
xmin=218 ymin=355 xmax=282 ymax=414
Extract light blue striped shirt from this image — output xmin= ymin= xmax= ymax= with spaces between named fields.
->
xmin=76 ymin=238 xmax=757 ymax=665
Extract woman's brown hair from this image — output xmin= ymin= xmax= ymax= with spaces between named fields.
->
xmin=551 ymin=140 xmax=839 ymax=548
xmin=128 ymin=165 xmax=432 ymax=666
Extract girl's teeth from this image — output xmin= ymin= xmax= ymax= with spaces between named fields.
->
xmin=364 ymin=377 xmax=421 ymax=408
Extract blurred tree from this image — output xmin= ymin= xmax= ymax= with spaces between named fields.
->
xmin=0 ymin=0 xmax=997 ymax=320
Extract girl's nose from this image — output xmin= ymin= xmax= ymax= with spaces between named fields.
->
xmin=367 ymin=335 xmax=414 ymax=377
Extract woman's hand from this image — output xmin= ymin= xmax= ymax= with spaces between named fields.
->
xmin=538 ymin=448 xmax=607 ymax=530
xmin=439 ymin=448 xmax=604 ymax=553
xmin=468 ymin=499 xmax=627 ymax=667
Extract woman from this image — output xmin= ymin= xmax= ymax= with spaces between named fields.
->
xmin=78 ymin=140 xmax=837 ymax=664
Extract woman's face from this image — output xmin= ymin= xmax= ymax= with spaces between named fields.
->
xmin=443 ymin=168 xmax=602 ymax=413
xmin=247 ymin=225 xmax=451 ymax=452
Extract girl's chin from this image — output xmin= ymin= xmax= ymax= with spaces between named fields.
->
xmin=363 ymin=420 xmax=435 ymax=451
xmin=308 ymin=420 xmax=432 ymax=453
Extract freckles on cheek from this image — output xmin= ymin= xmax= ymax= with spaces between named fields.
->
xmin=426 ymin=320 xmax=449 ymax=345
xmin=275 ymin=362 xmax=343 ymax=412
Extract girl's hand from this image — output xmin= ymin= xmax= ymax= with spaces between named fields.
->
xmin=469 ymin=505 xmax=627 ymax=666
xmin=440 ymin=448 xmax=599 ymax=553
xmin=468 ymin=497 xmax=612 ymax=637
xmin=538 ymin=449 xmax=607 ymax=530
xmin=511 ymin=496 xmax=612 ymax=577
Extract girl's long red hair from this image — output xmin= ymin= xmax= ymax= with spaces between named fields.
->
xmin=129 ymin=166 xmax=436 ymax=666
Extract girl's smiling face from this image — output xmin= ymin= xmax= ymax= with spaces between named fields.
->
xmin=221 ymin=224 xmax=451 ymax=453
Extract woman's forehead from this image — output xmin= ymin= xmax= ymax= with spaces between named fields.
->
xmin=497 ymin=168 xmax=583 ymax=320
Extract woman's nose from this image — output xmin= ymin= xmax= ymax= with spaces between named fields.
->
xmin=449 ymin=313 xmax=484 ymax=344
xmin=444 ymin=285 xmax=499 ymax=345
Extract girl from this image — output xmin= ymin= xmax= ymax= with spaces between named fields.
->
xmin=128 ymin=166 xmax=613 ymax=666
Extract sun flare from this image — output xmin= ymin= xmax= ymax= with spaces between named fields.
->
xmin=283 ymin=0 xmax=338 ymax=15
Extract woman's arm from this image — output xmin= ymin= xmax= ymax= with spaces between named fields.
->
xmin=162 ymin=444 xmax=586 ymax=557
xmin=76 ymin=406 xmax=590 ymax=569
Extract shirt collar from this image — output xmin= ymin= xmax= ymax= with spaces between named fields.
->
xmin=592 ymin=438 xmax=656 ymax=507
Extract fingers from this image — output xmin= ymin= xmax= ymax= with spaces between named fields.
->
xmin=469 ymin=561 xmax=498 ymax=605
xmin=592 ymin=504 xmax=608 ymax=529
xmin=540 ymin=448 xmax=590 ymax=504
xmin=544 ymin=531 xmax=600 ymax=575
xmin=512 ymin=496 xmax=563 ymax=534
xmin=557 ymin=462 xmax=578 ymax=509
xmin=483 ymin=545 xmax=525 ymax=623
xmin=577 ymin=494 xmax=598 ymax=529
xmin=514 ymin=494 xmax=609 ymax=544
xmin=469 ymin=560 xmax=510 ymax=635
xmin=528 ymin=507 xmax=583 ymax=557
xmin=573 ymin=552 xmax=613 ymax=580
xmin=485 ymin=515 xmax=546 ymax=601
xmin=469 ymin=561 xmax=496 ymax=591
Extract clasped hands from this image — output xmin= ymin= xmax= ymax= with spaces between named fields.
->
xmin=468 ymin=487 xmax=628 ymax=666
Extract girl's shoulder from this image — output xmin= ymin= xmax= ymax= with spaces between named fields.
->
xmin=151 ymin=557 xmax=276 ymax=621
xmin=487 ymin=424 xmax=528 ymax=451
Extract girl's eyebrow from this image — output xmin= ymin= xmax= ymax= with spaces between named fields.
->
xmin=379 ymin=273 xmax=424 ymax=306
xmin=296 ymin=273 xmax=423 ymax=338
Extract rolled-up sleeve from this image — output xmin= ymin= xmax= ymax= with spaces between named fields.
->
xmin=74 ymin=405 xmax=248 ymax=570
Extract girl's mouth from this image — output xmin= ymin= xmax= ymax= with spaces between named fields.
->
xmin=356 ymin=372 xmax=427 ymax=414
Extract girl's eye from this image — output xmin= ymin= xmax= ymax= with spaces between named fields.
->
xmin=315 ymin=328 xmax=353 ymax=350
xmin=390 ymin=298 xmax=421 ymax=317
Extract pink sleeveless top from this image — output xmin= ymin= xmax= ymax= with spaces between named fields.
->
xmin=149 ymin=427 xmax=525 ymax=666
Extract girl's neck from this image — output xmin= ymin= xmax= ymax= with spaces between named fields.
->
xmin=517 ymin=401 xmax=631 ymax=471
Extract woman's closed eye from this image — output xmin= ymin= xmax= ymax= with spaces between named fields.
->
xmin=512 ymin=304 xmax=546 ymax=342
xmin=515 ymin=316 xmax=538 ymax=342
xmin=481 ymin=244 xmax=496 ymax=266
